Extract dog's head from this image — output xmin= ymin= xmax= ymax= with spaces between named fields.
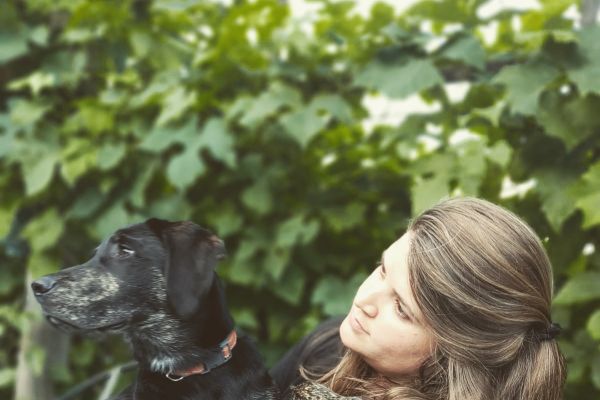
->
xmin=31 ymin=219 xmax=225 ymax=334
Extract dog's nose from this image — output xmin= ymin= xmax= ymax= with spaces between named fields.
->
xmin=31 ymin=276 xmax=57 ymax=296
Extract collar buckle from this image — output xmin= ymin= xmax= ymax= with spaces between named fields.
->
xmin=165 ymin=329 xmax=237 ymax=382
xmin=165 ymin=372 xmax=185 ymax=382
xmin=222 ymin=343 xmax=232 ymax=360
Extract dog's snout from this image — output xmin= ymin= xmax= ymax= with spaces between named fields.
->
xmin=31 ymin=276 xmax=58 ymax=296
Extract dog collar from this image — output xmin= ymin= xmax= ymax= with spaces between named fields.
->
xmin=166 ymin=329 xmax=237 ymax=382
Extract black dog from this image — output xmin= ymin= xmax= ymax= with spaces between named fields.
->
xmin=31 ymin=218 xmax=277 ymax=400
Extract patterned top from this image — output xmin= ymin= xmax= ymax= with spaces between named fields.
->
xmin=289 ymin=382 xmax=362 ymax=400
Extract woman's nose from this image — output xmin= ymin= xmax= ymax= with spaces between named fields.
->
xmin=358 ymin=303 xmax=378 ymax=318
xmin=355 ymin=289 xmax=379 ymax=317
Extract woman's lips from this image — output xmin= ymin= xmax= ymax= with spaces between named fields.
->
xmin=349 ymin=308 xmax=369 ymax=335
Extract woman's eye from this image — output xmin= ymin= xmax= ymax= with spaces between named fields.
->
xmin=394 ymin=299 xmax=409 ymax=320
xmin=118 ymin=244 xmax=135 ymax=257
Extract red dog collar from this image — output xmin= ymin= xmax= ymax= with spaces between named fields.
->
xmin=166 ymin=329 xmax=237 ymax=381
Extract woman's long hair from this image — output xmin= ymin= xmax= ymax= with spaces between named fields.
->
xmin=316 ymin=197 xmax=566 ymax=400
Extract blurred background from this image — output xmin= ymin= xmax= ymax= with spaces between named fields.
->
xmin=1 ymin=0 xmax=599 ymax=398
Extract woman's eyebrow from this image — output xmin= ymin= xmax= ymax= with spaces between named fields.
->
xmin=381 ymin=252 xmax=418 ymax=322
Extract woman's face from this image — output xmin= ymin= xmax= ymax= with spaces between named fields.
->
xmin=340 ymin=232 xmax=434 ymax=378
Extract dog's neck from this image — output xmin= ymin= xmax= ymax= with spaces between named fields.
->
xmin=188 ymin=275 xmax=234 ymax=346
xmin=127 ymin=275 xmax=235 ymax=375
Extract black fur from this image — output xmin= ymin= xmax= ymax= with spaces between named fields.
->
xmin=31 ymin=219 xmax=277 ymax=400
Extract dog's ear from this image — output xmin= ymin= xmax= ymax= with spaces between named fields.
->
xmin=146 ymin=218 xmax=226 ymax=318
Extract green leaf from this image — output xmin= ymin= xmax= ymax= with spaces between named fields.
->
xmin=242 ymin=180 xmax=273 ymax=215
xmin=312 ymin=274 xmax=367 ymax=316
xmin=354 ymin=59 xmax=443 ymax=99
xmin=9 ymin=99 xmax=51 ymax=130
xmin=0 ymin=204 xmax=17 ymax=239
xmin=405 ymin=0 xmax=473 ymax=24
xmin=485 ymin=140 xmax=512 ymax=168
xmin=535 ymin=170 xmax=577 ymax=232
xmin=208 ymin=209 xmax=243 ymax=238
xmin=493 ymin=62 xmax=559 ymax=115
xmin=592 ymin=353 xmax=600 ymax=390
xmin=41 ymin=50 xmax=86 ymax=87
xmin=7 ymin=71 xmax=56 ymax=96
xmin=569 ymin=64 xmax=600 ymax=96
xmin=29 ymin=26 xmax=49 ymax=46
xmin=91 ymin=203 xmax=129 ymax=239
xmin=560 ymin=339 xmax=588 ymax=383
xmin=280 ymin=106 xmax=329 ymax=148
xmin=22 ymin=151 xmax=58 ymax=196
xmin=166 ymin=147 xmax=205 ymax=191
xmin=537 ymin=92 xmax=600 ymax=151
xmin=473 ymin=102 xmax=505 ymax=126
xmin=411 ymin=174 xmax=449 ymax=216
xmin=64 ymin=102 xmax=114 ymax=135
xmin=233 ymin=239 xmax=260 ymax=265
xmin=569 ymin=26 xmax=600 ymax=96
xmin=138 ymin=126 xmax=175 ymax=152
xmin=454 ymin=139 xmax=486 ymax=195
xmin=0 ymin=265 xmax=20 ymax=295
xmin=0 ymin=115 xmax=15 ymax=158
xmin=28 ymin=252 xmax=59 ymax=278
xmin=276 ymin=215 xmax=320 ymax=247
xmin=147 ymin=195 xmax=192 ymax=220
xmin=0 ymin=30 xmax=28 ymax=63
xmin=230 ymin=308 xmax=258 ymax=331
xmin=309 ymin=94 xmax=353 ymax=123
xmin=61 ymin=27 xmax=97 ymax=44
xmin=575 ymin=192 xmax=600 ymax=229
xmin=60 ymin=139 xmax=98 ymax=185
xmin=0 ymin=368 xmax=15 ymax=389
xmin=441 ymin=35 xmax=486 ymax=70
xmin=573 ymin=162 xmax=600 ymax=228
xmin=129 ymin=164 xmax=157 ymax=208
xmin=97 ymin=143 xmax=126 ymax=170
xmin=324 ymin=203 xmax=366 ymax=232
xmin=22 ymin=209 xmax=64 ymax=253
xmin=138 ymin=119 xmax=197 ymax=153
xmin=239 ymin=82 xmax=302 ymax=128
xmin=298 ymin=220 xmax=319 ymax=245
xmin=66 ymin=188 xmax=104 ymax=219
xmin=264 ymin=247 xmax=291 ymax=280
xmin=226 ymin=96 xmax=253 ymax=121
xmin=228 ymin=258 xmax=261 ymax=285
xmin=156 ymin=87 xmax=196 ymax=126
xmin=152 ymin=0 xmax=199 ymax=12
xmin=198 ymin=117 xmax=236 ymax=168
xmin=99 ymin=87 xmax=128 ymax=107
xmin=130 ymin=31 xmax=153 ymax=58
xmin=554 ymin=272 xmax=600 ymax=305
xmin=587 ymin=309 xmax=600 ymax=341
xmin=130 ymin=72 xmax=178 ymax=108
xmin=271 ymin=266 xmax=305 ymax=305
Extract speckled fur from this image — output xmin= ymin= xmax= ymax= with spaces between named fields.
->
xmin=289 ymin=382 xmax=360 ymax=400
xmin=32 ymin=219 xmax=277 ymax=400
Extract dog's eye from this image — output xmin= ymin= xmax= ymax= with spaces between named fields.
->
xmin=117 ymin=244 xmax=135 ymax=257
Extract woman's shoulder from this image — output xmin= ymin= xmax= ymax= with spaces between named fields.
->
xmin=289 ymin=382 xmax=360 ymax=400
xmin=271 ymin=317 xmax=345 ymax=395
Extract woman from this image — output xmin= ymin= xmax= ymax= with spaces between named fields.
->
xmin=272 ymin=197 xmax=566 ymax=400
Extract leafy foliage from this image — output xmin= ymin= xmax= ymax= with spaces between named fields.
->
xmin=1 ymin=0 xmax=599 ymax=398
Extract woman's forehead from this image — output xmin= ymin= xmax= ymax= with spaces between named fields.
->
xmin=384 ymin=232 xmax=411 ymax=259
